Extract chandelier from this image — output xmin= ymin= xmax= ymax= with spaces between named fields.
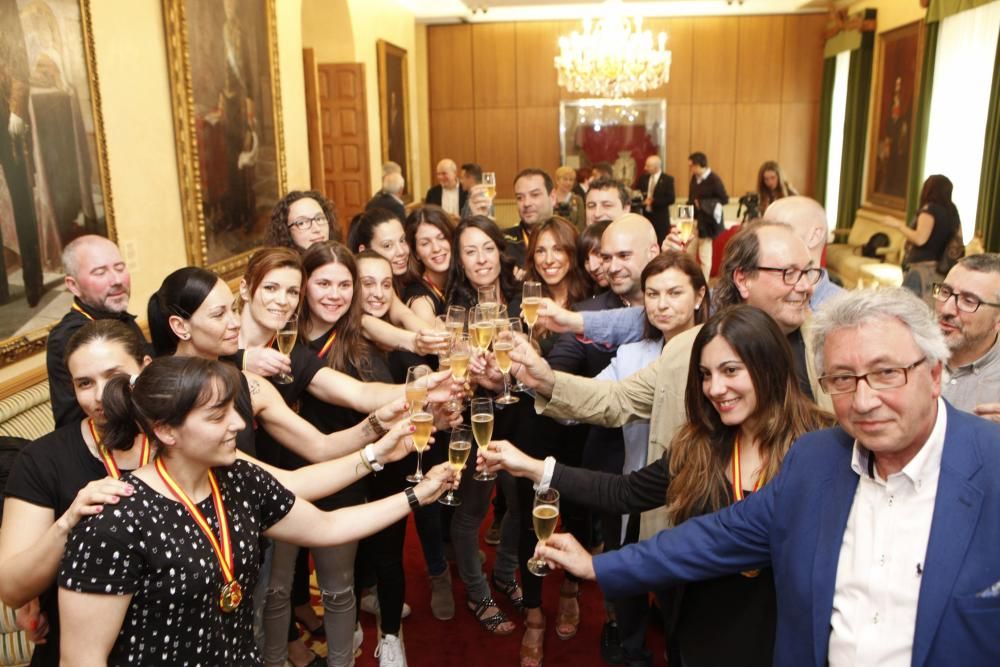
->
xmin=554 ymin=0 xmax=671 ymax=99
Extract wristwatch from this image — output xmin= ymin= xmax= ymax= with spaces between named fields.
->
xmin=404 ymin=486 xmax=420 ymax=510
xmin=363 ymin=444 xmax=384 ymax=472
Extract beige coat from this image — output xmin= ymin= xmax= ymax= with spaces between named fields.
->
xmin=536 ymin=318 xmax=832 ymax=539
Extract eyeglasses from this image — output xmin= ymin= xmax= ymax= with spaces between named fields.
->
xmin=932 ymin=283 xmax=1000 ymax=313
xmin=818 ymin=357 xmax=926 ymax=395
xmin=287 ymin=214 xmax=329 ymax=232
xmin=755 ymin=266 xmax=823 ymax=286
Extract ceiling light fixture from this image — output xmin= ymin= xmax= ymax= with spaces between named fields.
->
xmin=554 ymin=0 xmax=672 ymax=99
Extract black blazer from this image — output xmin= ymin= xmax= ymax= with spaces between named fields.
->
xmin=635 ymin=172 xmax=676 ymax=239
xmin=688 ymin=171 xmax=729 ymax=239
xmin=424 ymin=184 xmax=468 ymax=213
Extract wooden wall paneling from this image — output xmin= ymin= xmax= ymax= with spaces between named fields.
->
xmin=471 ymin=23 xmax=517 ymax=109
xmin=474 ymin=108 xmax=520 ymax=198
xmin=691 ymin=17 xmax=740 ymax=103
xmin=777 ymin=102 xmax=820 ymax=197
xmin=667 ymin=103 xmax=692 ymax=195
xmin=302 ymin=48 xmax=324 ymax=192
xmin=733 ymin=103 xmax=782 ymax=195
xmin=737 ymin=17 xmax=785 ymax=103
xmin=662 ymin=18 xmax=694 ymax=105
xmin=430 ymin=109 xmax=476 ymax=175
xmin=690 ymin=104 xmax=737 ymax=191
xmin=782 ymin=14 xmax=828 ymax=103
xmin=516 ymin=21 xmax=562 ymax=107
xmin=517 ymin=107 xmax=561 ymax=182
xmin=428 ymin=25 xmax=473 ymax=110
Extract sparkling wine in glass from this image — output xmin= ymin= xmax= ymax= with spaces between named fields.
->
xmin=405 ymin=411 xmax=434 ymax=483
xmin=439 ymin=425 xmax=472 ymax=506
xmin=446 ymin=305 xmax=467 ymax=344
xmin=527 ymin=488 xmax=560 ymax=576
xmin=471 ymin=398 xmax=496 ymax=481
xmin=447 ymin=334 xmax=471 ymax=412
xmin=471 ymin=305 xmax=496 ymax=353
xmin=477 ymin=285 xmax=499 ymax=318
xmin=273 ymin=319 xmax=298 ymax=384
xmin=676 ymin=205 xmax=695 ymax=245
xmin=522 ymin=281 xmax=542 ymax=343
xmin=405 ymin=365 xmax=430 ymax=414
xmin=494 ymin=319 xmax=520 ymax=405
xmin=483 ymin=172 xmax=497 ymax=201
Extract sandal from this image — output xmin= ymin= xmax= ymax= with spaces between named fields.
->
xmin=466 ymin=596 xmax=516 ymax=636
xmin=520 ymin=616 xmax=545 ymax=667
xmin=555 ymin=584 xmax=580 ymax=640
xmin=492 ymin=573 xmax=525 ymax=613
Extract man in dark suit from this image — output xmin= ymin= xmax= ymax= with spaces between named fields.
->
xmin=366 ymin=171 xmax=407 ymax=222
xmin=46 ymin=235 xmax=147 ymax=428
xmin=634 ymin=155 xmax=675 ymax=244
xmin=538 ymin=287 xmax=1000 ymax=667
xmin=687 ymin=151 xmax=728 ymax=279
xmin=424 ymin=158 xmax=467 ymax=216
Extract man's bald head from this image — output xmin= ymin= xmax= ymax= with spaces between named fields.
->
xmin=644 ymin=155 xmax=662 ymax=174
xmin=600 ymin=214 xmax=660 ymax=302
xmin=435 ymin=159 xmax=458 ymax=188
xmin=62 ymin=235 xmax=131 ymax=313
xmin=762 ymin=196 xmax=829 ymax=264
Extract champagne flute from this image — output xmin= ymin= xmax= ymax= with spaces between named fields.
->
xmin=405 ymin=365 xmax=430 ymax=415
xmin=273 ymin=318 xmax=298 ymax=384
xmin=483 ymin=172 xmax=497 ymax=201
xmin=470 ymin=398 xmax=496 ymax=481
xmin=439 ymin=425 xmax=472 ymax=506
xmin=470 ymin=305 xmax=496 ymax=355
xmin=522 ymin=281 xmax=542 ymax=344
xmin=494 ymin=319 xmax=520 ymax=405
xmin=676 ymin=205 xmax=695 ymax=245
xmin=446 ymin=306 xmax=467 ymax=344
xmin=477 ymin=285 xmax=499 ymax=317
xmin=447 ymin=334 xmax=471 ymax=413
xmin=527 ymin=488 xmax=560 ymax=576
xmin=405 ymin=410 xmax=434 ymax=483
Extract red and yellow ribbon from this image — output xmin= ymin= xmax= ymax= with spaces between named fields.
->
xmin=71 ymin=302 xmax=95 ymax=321
xmin=88 ymin=419 xmax=149 ymax=479
xmin=316 ymin=329 xmax=337 ymax=359
xmin=731 ymin=437 xmax=763 ymax=578
xmin=422 ymin=274 xmax=445 ymax=302
xmin=154 ymin=457 xmax=242 ymax=612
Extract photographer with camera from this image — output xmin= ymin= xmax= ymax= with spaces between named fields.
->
xmin=686 ymin=152 xmax=729 ymax=280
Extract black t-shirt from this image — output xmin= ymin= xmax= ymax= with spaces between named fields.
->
xmin=905 ymin=202 xmax=959 ymax=265
xmin=58 ymin=459 xmax=295 ymax=666
xmin=4 ymin=423 xmax=137 ymax=666
xmin=251 ymin=342 xmax=325 ymax=466
xmin=402 ymin=278 xmax=446 ymax=317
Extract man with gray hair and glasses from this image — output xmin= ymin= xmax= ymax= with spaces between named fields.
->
xmin=536 ymin=287 xmax=1000 ymax=667
xmin=932 ymin=253 xmax=1000 ymax=421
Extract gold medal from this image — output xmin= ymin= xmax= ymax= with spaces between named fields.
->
xmin=741 ymin=569 xmax=761 ymax=578
xmin=219 ymin=580 xmax=243 ymax=612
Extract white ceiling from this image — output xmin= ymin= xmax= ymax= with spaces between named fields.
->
xmin=401 ymin=0 xmax=831 ymax=24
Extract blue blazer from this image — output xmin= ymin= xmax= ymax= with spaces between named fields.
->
xmin=594 ymin=402 xmax=1000 ymax=667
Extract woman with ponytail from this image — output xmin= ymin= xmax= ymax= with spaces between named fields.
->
xmin=56 ymin=355 xmax=456 ymax=665
xmin=0 ymin=321 xmax=420 ymax=667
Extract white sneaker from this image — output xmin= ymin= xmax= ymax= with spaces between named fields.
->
xmin=353 ymin=622 xmax=363 ymax=658
xmin=360 ymin=589 xmax=412 ymax=618
xmin=374 ymin=633 xmax=408 ymax=667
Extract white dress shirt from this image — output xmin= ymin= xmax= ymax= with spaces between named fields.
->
xmin=828 ymin=398 xmax=947 ymax=667
xmin=441 ymin=186 xmax=460 ymax=216
xmin=645 ymin=171 xmax=659 ymax=211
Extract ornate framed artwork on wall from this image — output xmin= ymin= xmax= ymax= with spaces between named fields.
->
xmin=866 ymin=21 xmax=923 ymax=213
xmin=163 ymin=0 xmax=286 ymax=278
xmin=377 ymin=40 xmax=411 ymax=201
xmin=0 ymin=0 xmax=115 ymax=366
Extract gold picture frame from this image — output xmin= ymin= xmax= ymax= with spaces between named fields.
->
xmin=377 ymin=39 xmax=412 ymax=199
xmin=0 ymin=0 xmax=116 ymax=367
xmin=163 ymin=0 xmax=287 ymax=278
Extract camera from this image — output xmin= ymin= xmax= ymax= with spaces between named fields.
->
xmin=737 ymin=192 xmax=760 ymax=223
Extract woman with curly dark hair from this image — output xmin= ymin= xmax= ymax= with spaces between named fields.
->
xmin=266 ymin=190 xmax=342 ymax=251
xmin=445 ymin=216 xmax=522 ymax=309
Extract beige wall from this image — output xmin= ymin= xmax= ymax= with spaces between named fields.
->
xmin=849 ymin=0 xmax=926 ymax=34
xmin=1 ymin=0 xmax=310 ymax=388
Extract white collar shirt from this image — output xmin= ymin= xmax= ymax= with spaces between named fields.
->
xmin=441 ymin=186 xmax=460 ymax=216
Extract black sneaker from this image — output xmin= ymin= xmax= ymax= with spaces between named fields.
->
xmin=600 ymin=620 xmax=625 ymax=664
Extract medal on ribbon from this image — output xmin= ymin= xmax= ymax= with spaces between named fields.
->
xmin=155 ymin=457 xmax=242 ymax=612
xmin=317 ymin=329 xmax=337 ymax=359
xmin=89 ymin=419 xmax=150 ymax=479
xmin=731 ymin=437 xmax=763 ymax=579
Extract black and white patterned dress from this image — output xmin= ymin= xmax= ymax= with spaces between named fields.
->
xmin=58 ymin=459 xmax=295 ymax=666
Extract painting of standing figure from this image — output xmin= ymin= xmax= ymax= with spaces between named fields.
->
xmin=0 ymin=0 xmax=113 ymax=363
xmin=164 ymin=0 xmax=286 ymax=276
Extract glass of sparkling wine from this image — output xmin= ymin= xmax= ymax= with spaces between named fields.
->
xmin=405 ymin=410 xmax=434 ymax=483
xmin=446 ymin=306 xmax=467 ymax=343
xmin=527 ymin=488 xmax=560 ymax=576
xmin=522 ymin=281 xmax=542 ymax=343
xmin=439 ymin=424 xmax=472 ymax=506
xmin=483 ymin=172 xmax=497 ymax=201
xmin=405 ymin=365 xmax=430 ymax=414
xmin=470 ymin=398 xmax=496 ymax=481
xmin=471 ymin=305 xmax=496 ymax=355
xmin=274 ymin=318 xmax=298 ymax=384
xmin=494 ymin=320 xmax=520 ymax=405
xmin=477 ymin=285 xmax=499 ymax=317
xmin=676 ymin=205 xmax=695 ymax=245
xmin=447 ymin=334 xmax=471 ymax=412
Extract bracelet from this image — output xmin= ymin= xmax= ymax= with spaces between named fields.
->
xmin=404 ymin=486 xmax=420 ymax=510
xmin=363 ymin=444 xmax=384 ymax=472
xmin=359 ymin=449 xmax=373 ymax=473
xmin=367 ymin=412 xmax=389 ymax=437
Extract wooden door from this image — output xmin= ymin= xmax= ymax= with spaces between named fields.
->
xmin=316 ymin=63 xmax=370 ymax=237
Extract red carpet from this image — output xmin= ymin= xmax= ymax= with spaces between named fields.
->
xmin=303 ymin=511 xmax=667 ymax=667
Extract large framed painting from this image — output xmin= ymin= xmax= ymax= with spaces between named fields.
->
xmin=377 ymin=40 xmax=411 ymax=200
xmin=866 ymin=21 xmax=923 ymax=212
xmin=163 ymin=0 xmax=286 ymax=278
xmin=559 ymin=99 xmax=666 ymax=189
xmin=0 ymin=0 xmax=113 ymax=366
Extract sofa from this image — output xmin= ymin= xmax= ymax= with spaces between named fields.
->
xmin=826 ymin=209 xmax=906 ymax=288
xmin=0 ymin=378 xmax=52 ymax=666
